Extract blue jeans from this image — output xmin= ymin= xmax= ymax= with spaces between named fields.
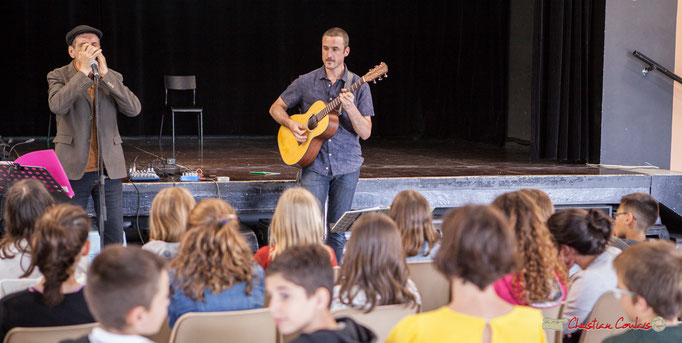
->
xmin=301 ymin=168 xmax=360 ymax=264
xmin=70 ymin=171 xmax=124 ymax=245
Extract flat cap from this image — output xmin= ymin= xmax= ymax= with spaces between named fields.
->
xmin=65 ymin=25 xmax=102 ymax=46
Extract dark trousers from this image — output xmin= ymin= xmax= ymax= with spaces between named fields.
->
xmin=70 ymin=171 xmax=123 ymax=245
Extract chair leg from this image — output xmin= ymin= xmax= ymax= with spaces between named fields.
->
xmin=159 ymin=114 xmax=165 ymax=142
xmin=199 ymin=111 xmax=204 ymax=148
xmin=172 ymin=112 xmax=176 ymax=159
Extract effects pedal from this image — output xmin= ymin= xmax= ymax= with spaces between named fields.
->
xmin=180 ymin=171 xmax=200 ymax=182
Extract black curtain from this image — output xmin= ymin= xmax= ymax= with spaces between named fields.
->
xmin=3 ymin=0 xmax=508 ymax=146
xmin=531 ymin=0 xmax=604 ymax=162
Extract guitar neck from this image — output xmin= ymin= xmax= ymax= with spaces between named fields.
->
xmin=315 ymin=78 xmax=366 ymax=120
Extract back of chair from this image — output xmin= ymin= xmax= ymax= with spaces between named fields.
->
xmin=169 ymin=308 xmax=276 ymax=343
xmin=332 ymin=304 xmax=418 ymax=343
xmin=578 ymin=291 xmax=629 ymax=343
xmin=3 ymin=322 xmax=98 ymax=343
xmin=406 ymin=261 xmax=451 ymax=312
xmin=0 ymin=278 xmax=40 ymax=298
xmin=164 ymin=76 xmax=197 ymax=91
xmin=540 ymin=303 xmax=563 ymax=343
xmin=164 ymin=75 xmax=197 ymax=106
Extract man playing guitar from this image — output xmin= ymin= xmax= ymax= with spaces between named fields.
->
xmin=269 ymin=27 xmax=374 ymax=263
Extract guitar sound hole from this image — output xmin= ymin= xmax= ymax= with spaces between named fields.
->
xmin=307 ymin=116 xmax=319 ymax=130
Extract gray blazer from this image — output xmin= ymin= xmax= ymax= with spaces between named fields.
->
xmin=47 ymin=62 xmax=141 ymax=180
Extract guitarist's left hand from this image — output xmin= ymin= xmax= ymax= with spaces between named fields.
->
xmin=340 ymin=88 xmax=372 ymax=140
xmin=339 ymin=88 xmax=359 ymax=115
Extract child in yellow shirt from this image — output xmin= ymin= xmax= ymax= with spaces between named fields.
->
xmin=388 ymin=205 xmax=546 ymax=343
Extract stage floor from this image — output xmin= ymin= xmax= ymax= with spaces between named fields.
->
xmin=106 ymin=136 xmax=637 ymax=181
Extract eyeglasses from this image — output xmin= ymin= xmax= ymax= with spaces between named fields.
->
xmin=612 ymin=211 xmax=637 ymax=221
xmin=612 ymin=287 xmax=636 ymax=299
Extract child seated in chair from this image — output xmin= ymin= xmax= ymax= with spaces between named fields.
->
xmin=63 ymin=246 xmax=169 ymax=343
xmin=266 ymin=244 xmax=377 ymax=343
xmin=387 ymin=205 xmax=546 ymax=343
xmin=603 ymin=241 xmax=682 ymax=343
xmin=142 ymin=186 xmax=196 ymax=260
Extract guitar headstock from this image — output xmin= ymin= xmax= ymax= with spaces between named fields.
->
xmin=362 ymin=62 xmax=388 ymax=84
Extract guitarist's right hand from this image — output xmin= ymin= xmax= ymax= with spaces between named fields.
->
xmin=287 ymin=119 xmax=308 ymax=143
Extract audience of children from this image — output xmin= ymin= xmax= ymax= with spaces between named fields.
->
xmin=254 ymin=187 xmax=337 ymax=269
xmin=388 ymin=205 xmax=546 ymax=343
xmin=610 ymin=193 xmax=660 ymax=250
xmin=491 ymin=191 xmax=567 ymax=308
xmin=167 ymin=198 xmax=265 ymax=328
xmin=2 ymin=182 xmax=680 ymax=343
xmin=388 ymin=189 xmax=440 ymax=262
xmin=0 ymin=179 xmax=54 ymax=281
xmin=547 ymin=208 xmax=621 ymax=340
xmin=63 ymin=245 xmax=169 ymax=343
xmin=604 ymin=241 xmax=682 ymax=342
xmin=0 ymin=204 xmax=95 ymax=341
xmin=332 ymin=213 xmax=421 ymax=311
xmin=142 ymin=186 xmax=196 ymax=259
xmin=266 ymin=244 xmax=377 ymax=343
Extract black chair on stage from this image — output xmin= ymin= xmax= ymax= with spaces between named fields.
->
xmin=159 ymin=75 xmax=204 ymax=157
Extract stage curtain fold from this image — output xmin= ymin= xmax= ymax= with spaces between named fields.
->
xmin=531 ymin=0 xmax=604 ymax=162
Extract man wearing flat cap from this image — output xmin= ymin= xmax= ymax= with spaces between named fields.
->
xmin=48 ymin=24 xmax=141 ymax=245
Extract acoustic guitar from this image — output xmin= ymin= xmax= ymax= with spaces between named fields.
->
xmin=277 ymin=62 xmax=388 ymax=168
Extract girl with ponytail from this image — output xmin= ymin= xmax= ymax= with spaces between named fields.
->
xmin=547 ymin=208 xmax=621 ymax=340
xmin=0 ymin=204 xmax=95 ymax=341
xmin=167 ymin=198 xmax=264 ymax=328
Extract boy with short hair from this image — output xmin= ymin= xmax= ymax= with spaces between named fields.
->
xmin=266 ymin=244 xmax=376 ymax=343
xmin=604 ymin=241 xmax=682 ymax=342
xmin=611 ymin=193 xmax=659 ymax=249
xmin=62 ymin=246 xmax=169 ymax=343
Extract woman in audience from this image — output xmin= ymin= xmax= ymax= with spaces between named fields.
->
xmin=547 ymin=208 xmax=621 ymax=341
xmin=387 ymin=205 xmax=546 ymax=343
xmin=0 ymin=204 xmax=95 ymax=341
xmin=332 ymin=213 xmax=421 ymax=311
xmin=0 ymin=179 xmax=54 ymax=281
xmin=388 ymin=189 xmax=440 ymax=262
xmin=142 ymin=186 xmax=196 ymax=259
xmin=168 ymin=198 xmax=265 ymax=328
xmin=491 ymin=191 xmax=567 ymax=308
xmin=253 ymin=187 xmax=337 ymax=269
xmin=518 ymin=188 xmax=554 ymax=222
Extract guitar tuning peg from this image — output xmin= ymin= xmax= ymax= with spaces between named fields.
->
xmin=378 ymin=77 xmax=382 ymax=81
xmin=373 ymin=80 xmax=377 ymax=84
xmin=384 ymin=73 xmax=388 ymax=78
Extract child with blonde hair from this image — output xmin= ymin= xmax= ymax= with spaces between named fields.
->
xmin=142 ymin=187 xmax=196 ymax=259
xmin=254 ymin=187 xmax=337 ymax=269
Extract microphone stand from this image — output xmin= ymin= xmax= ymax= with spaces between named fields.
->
xmin=93 ymin=72 xmax=106 ymax=248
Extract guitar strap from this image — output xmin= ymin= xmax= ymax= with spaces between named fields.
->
xmin=337 ymin=71 xmax=355 ymax=115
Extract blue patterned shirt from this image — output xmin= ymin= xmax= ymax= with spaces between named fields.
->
xmin=280 ymin=65 xmax=374 ymax=175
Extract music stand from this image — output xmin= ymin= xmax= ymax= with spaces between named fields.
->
xmin=0 ymin=162 xmax=71 ymax=205
xmin=330 ymin=206 xmax=390 ymax=233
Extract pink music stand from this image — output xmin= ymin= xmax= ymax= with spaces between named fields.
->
xmin=15 ymin=149 xmax=74 ymax=197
